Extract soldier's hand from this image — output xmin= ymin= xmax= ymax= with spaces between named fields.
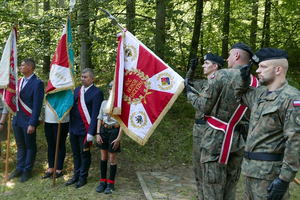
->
xmin=190 ymin=55 xmax=199 ymax=70
xmin=267 ymin=177 xmax=289 ymax=200
xmin=184 ymin=78 xmax=194 ymax=95
xmin=240 ymin=59 xmax=253 ymax=81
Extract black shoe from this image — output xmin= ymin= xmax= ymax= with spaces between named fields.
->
xmin=50 ymin=172 xmax=64 ymax=179
xmin=104 ymin=183 xmax=115 ymax=194
xmin=74 ymin=179 xmax=87 ymax=188
xmin=96 ymin=181 xmax=107 ymax=193
xmin=65 ymin=176 xmax=79 ymax=186
xmin=19 ymin=172 xmax=32 ymax=182
xmin=42 ymin=171 xmax=53 ymax=179
xmin=8 ymin=169 xmax=23 ymax=180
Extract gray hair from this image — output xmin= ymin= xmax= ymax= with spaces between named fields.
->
xmin=82 ymin=68 xmax=95 ymax=78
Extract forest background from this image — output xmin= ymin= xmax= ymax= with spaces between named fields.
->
xmin=0 ymin=0 xmax=300 ymax=199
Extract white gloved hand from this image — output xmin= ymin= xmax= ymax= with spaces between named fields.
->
xmin=87 ymin=134 xmax=94 ymax=142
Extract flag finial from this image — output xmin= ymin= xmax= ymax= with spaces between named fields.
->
xmin=100 ymin=8 xmax=125 ymax=31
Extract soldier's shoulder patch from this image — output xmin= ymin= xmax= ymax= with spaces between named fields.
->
xmin=293 ymin=100 xmax=300 ymax=107
xmin=295 ymin=115 xmax=300 ymax=126
xmin=211 ymin=74 xmax=215 ymax=79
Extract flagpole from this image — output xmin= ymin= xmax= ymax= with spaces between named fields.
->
xmin=52 ymin=122 xmax=61 ymax=187
xmin=100 ymin=9 xmax=125 ymax=31
xmin=5 ymin=112 xmax=12 ymax=182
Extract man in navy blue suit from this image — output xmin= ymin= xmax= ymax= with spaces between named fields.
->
xmin=8 ymin=58 xmax=44 ymax=182
xmin=65 ymin=68 xmax=103 ymax=188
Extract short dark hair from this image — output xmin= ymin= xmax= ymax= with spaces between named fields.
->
xmin=23 ymin=58 xmax=36 ymax=70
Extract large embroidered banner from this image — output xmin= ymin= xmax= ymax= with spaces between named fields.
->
xmin=106 ymin=30 xmax=184 ymax=145
xmin=0 ymin=26 xmax=18 ymax=115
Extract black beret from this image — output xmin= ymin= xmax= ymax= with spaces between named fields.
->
xmin=204 ymin=53 xmax=224 ymax=67
xmin=252 ymin=47 xmax=289 ymax=64
xmin=230 ymin=42 xmax=253 ymax=57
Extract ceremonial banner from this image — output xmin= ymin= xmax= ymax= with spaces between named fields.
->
xmin=0 ymin=27 xmax=18 ymax=115
xmin=45 ymin=16 xmax=75 ymax=122
xmin=106 ymin=30 xmax=184 ymax=145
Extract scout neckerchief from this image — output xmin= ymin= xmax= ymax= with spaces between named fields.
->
xmin=17 ymin=77 xmax=43 ymax=121
xmin=205 ymin=74 xmax=258 ymax=164
xmin=77 ymin=86 xmax=92 ymax=148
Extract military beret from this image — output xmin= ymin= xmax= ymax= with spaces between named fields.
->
xmin=204 ymin=53 xmax=224 ymax=67
xmin=252 ymin=47 xmax=289 ymax=64
xmin=230 ymin=42 xmax=253 ymax=57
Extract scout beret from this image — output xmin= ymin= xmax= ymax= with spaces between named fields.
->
xmin=252 ymin=47 xmax=289 ymax=64
xmin=230 ymin=42 xmax=253 ymax=57
xmin=204 ymin=53 xmax=224 ymax=67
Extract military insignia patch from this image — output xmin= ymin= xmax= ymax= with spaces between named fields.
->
xmin=211 ymin=74 xmax=215 ymax=79
xmin=252 ymin=55 xmax=259 ymax=63
xmin=295 ymin=115 xmax=300 ymax=126
xmin=293 ymin=100 xmax=300 ymax=107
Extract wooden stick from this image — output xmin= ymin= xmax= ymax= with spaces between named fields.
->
xmin=52 ymin=123 xmax=61 ymax=187
xmin=294 ymin=178 xmax=300 ymax=185
xmin=5 ymin=112 xmax=12 ymax=182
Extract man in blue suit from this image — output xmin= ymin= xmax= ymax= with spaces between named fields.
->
xmin=8 ymin=58 xmax=44 ymax=182
xmin=65 ymin=68 xmax=103 ymax=188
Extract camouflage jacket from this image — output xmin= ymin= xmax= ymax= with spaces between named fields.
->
xmin=187 ymin=65 xmax=250 ymax=157
xmin=186 ymin=68 xmax=206 ymax=121
xmin=235 ymin=79 xmax=300 ymax=182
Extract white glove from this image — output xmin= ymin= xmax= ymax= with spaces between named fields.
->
xmin=87 ymin=134 xmax=94 ymax=142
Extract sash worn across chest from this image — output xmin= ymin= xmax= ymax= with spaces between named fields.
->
xmin=18 ymin=77 xmax=43 ymax=121
xmin=77 ymin=86 xmax=92 ymax=148
xmin=205 ymin=75 xmax=258 ymax=164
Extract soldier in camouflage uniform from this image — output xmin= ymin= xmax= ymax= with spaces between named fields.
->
xmin=185 ymin=42 xmax=253 ymax=200
xmin=236 ymin=47 xmax=300 ymax=200
xmin=186 ymin=53 xmax=224 ymax=200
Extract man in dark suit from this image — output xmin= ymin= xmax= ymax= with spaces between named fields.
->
xmin=65 ymin=68 xmax=103 ymax=188
xmin=8 ymin=58 xmax=44 ymax=182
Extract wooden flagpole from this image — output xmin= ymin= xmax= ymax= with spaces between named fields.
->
xmin=5 ymin=112 xmax=12 ymax=182
xmin=52 ymin=123 xmax=61 ymax=187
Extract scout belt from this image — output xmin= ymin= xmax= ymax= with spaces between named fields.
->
xmin=244 ymin=151 xmax=284 ymax=161
xmin=102 ymin=121 xmax=120 ymax=129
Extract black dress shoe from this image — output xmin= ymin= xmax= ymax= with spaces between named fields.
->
xmin=74 ymin=179 xmax=87 ymax=188
xmin=19 ymin=172 xmax=32 ymax=182
xmin=42 ymin=171 xmax=53 ymax=179
xmin=65 ymin=177 xmax=79 ymax=186
xmin=8 ymin=169 xmax=23 ymax=180
xmin=50 ymin=172 xmax=64 ymax=179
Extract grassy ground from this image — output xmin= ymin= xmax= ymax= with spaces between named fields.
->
xmin=0 ymin=94 xmax=299 ymax=199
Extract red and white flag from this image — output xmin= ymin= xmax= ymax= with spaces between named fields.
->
xmin=106 ymin=30 xmax=184 ymax=145
xmin=0 ymin=27 xmax=18 ymax=115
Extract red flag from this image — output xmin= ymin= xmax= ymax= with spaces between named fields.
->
xmin=106 ymin=30 xmax=184 ymax=145
xmin=0 ymin=27 xmax=18 ymax=115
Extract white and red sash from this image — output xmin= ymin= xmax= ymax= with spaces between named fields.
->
xmin=17 ymin=77 xmax=43 ymax=121
xmin=205 ymin=75 xmax=258 ymax=164
xmin=77 ymin=86 xmax=92 ymax=147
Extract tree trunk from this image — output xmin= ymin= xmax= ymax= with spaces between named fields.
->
xmin=155 ymin=0 xmax=166 ymax=60
xmin=59 ymin=0 xmax=64 ymax=8
xmin=250 ymin=0 xmax=259 ymax=52
xmin=261 ymin=0 xmax=271 ymax=48
xmin=79 ymin=0 xmax=92 ymax=71
xmin=126 ymin=0 xmax=135 ymax=35
xmin=43 ymin=0 xmax=50 ymax=73
xmin=187 ymin=0 xmax=203 ymax=71
xmin=221 ymin=0 xmax=230 ymax=60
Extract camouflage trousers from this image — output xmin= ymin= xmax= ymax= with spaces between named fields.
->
xmin=201 ymin=148 xmax=244 ymax=200
xmin=193 ymin=123 xmax=205 ymax=200
xmin=243 ymin=175 xmax=290 ymax=200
